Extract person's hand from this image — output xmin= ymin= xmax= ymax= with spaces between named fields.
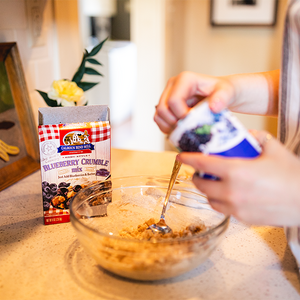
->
xmin=154 ymin=71 xmax=236 ymax=134
xmin=176 ymin=131 xmax=300 ymax=227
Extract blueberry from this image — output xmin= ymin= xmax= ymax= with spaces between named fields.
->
xmin=73 ymin=185 xmax=82 ymax=193
xmin=49 ymin=183 xmax=57 ymax=189
xmin=179 ymin=128 xmax=212 ymax=152
xmin=65 ymin=199 xmax=71 ymax=208
xmin=96 ymin=168 xmax=110 ymax=177
xmin=50 ymin=186 xmax=57 ymax=195
xmin=58 ymin=182 xmax=70 ymax=188
xmin=42 ymin=181 xmax=49 ymax=188
xmin=58 ymin=182 xmax=65 ymax=188
xmin=44 ymin=194 xmax=53 ymax=202
xmin=43 ymin=186 xmax=51 ymax=194
xmin=43 ymin=201 xmax=50 ymax=211
xmin=57 ymin=187 xmax=68 ymax=197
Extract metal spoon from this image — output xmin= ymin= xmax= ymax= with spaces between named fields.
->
xmin=148 ymin=159 xmax=182 ymax=234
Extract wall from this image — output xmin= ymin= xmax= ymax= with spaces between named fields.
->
xmin=0 ymin=0 xmax=55 ymax=125
xmin=165 ymin=0 xmax=288 ymax=137
xmin=129 ymin=0 xmax=166 ymax=151
xmin=0 ymin=0 xmax=81 ymax=127
xmin=53 ymin=0 xmax=82 ymax=80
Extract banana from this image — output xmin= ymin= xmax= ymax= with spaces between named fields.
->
xmin=0 ymin=145 xmax=9 ymax=162
xmin=0 ymin=139 xmax=20 ymax=155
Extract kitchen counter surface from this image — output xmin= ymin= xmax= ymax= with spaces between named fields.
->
xmin=1 ymin=148 xmax=300 ymax=300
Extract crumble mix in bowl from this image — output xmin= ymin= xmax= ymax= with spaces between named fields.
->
xmin=70 ymin=175 xmax=230 ymax=281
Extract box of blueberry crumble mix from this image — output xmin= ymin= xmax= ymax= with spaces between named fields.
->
xmin=38 ymin=105 xmax=111 ymax=225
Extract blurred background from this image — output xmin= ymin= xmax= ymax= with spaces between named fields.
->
xmin=0 ymin=0 xmax=286 ymax=152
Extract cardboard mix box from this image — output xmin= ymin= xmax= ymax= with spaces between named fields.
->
xmin=38 ymin=105 xmax=111 ymax=225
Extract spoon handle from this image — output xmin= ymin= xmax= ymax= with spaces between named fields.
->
xmin=160 ymin=159 xmax=182 ymax=218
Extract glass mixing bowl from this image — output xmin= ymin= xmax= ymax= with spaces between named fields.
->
xmin=70 ymin=175 xmax=230 ymax=281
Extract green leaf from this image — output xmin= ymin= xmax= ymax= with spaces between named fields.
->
xmin=84 ymin=67 xmax=103 ymax=76
xmin=36 ymin=90 xmax=61 ymax=107
xmin=72 ymin=53 xmax=87 ymax=83
xmin=86 ymin=58 xmax=102 ymax=65
xmin=77 ymin=81 xmax=99 ymax=91
xmin=87 ymin=37 xmax=108 ymax=57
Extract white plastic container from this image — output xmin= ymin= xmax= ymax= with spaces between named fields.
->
xmin=169 ymin=101 xmax=261 ymax=179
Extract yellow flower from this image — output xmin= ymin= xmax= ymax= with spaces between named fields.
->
xmin=47 ymin=80 xmax=85 ymax=106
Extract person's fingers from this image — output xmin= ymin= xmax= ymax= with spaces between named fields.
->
xmin=153 ymin=114 xmax=175 ymax=134
xmin=158 ymin=77 xmax=175 ymax=108
xmin=207 ymin=81 xmax=235 ymax=113
xmin=166 ymin=73 xmax=199 ymax=119
xmin=249 ymin=130 xmax=273 ymax=148
xmin=206 ymin=199 xmax=233 ymax=216
xmin=166 ymin=72 xmax=222 ymax=119
xmin=177 ymin=152 xmax=236 ymax=179
xmin=154 ymin=105 xmax=178 ymax=128
xmin=248 ymin=130 xmax=282 ymax=158
xmin=192 ymin=173 xmax=225 ymax=199
xmin=192 ymin=173 xmax=234 ymax=216
xmin=155 ymin=78 xmax=179 ymax=126
xmin=156 ymin=72 xmax=236 ymax=136
xmin=186 ymin=96 xmax=203 ymax=108
xmin=156 ymin=72 xmax=231 ymax=126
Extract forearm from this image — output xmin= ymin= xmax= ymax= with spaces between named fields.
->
xmin=224 ymin=69 xmax=280 ymax=116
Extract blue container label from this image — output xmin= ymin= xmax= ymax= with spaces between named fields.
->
xmin=169 ymin=101 xmax=261 ymax=158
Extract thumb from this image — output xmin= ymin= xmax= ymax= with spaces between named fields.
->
xmin=207 ymin=84 xmax=234 ymax=113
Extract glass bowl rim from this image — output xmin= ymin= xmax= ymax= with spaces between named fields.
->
xmin=70 ymin=175 xmax=230 ymax=244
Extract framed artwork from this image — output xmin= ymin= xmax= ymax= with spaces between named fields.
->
xmin=210 ymin=0 xmax=278 ymax=26
xmin=0 ymin=42 xmax=40 ymax=191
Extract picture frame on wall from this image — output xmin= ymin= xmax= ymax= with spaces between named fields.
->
xmin=0 ymin=42 xmax=40 ymax=191
xmin=210 ymin=0 xmax=278 ymax=26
